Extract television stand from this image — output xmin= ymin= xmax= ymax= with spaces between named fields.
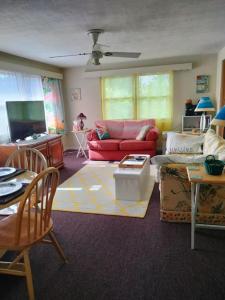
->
xmin=0 ymin=134 xmax=64 ymax=168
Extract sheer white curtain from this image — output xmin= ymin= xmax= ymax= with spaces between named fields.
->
xmin=0 ymin=71 xmax=44 ymax=143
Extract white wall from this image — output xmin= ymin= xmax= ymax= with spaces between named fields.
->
xmin=62 ymin=67 xmax=101 ymax=149
xmin=173 ymin=54 xmax=217 ymax=130
xmin=62 ymin=54 xmax=217 ymax=149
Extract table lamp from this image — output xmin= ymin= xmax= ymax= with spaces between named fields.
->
xmin=194 ymin=97 xmax=215 ymax=132
xmin=77 ymin=113 xmax=87 ymax=130
xmin=211 ymin=105 xmax=225 ymax=137
xmin=211 ymin=105 xmax=225 ymax=126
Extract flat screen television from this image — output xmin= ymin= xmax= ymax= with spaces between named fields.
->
xmin=6 ymin=101 xmax=47 ymax=141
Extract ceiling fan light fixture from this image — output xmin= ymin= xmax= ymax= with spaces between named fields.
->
xmin=93 ymin=58 xmax=100 ymax=65
xmin=49 ymin=29 xmax=141 ymax=65
xmin=88 ymin=29 xmax=104 ymax=45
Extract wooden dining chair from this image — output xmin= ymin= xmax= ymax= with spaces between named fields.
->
xmin=0 ymin=167 xmax=67 ymax=300
xmin=5 ymin=147 xmax=47 ymax=174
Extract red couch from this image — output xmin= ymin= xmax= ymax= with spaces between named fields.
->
xmin=87 ymin=119 xmax=159 ymax=161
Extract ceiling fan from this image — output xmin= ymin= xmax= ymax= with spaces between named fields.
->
xmin=49 ymin=29 xmax=141 ymax=65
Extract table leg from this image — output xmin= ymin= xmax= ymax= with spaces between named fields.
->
xmin=80 ymin=133 xmax=87 ymax=158
xmin=191 ymin=182 xmax=200 ymax=250
xmin=74 ymin=133 xmax=87 ymax=159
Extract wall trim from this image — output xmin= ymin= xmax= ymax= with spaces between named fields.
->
xmin=83 ymin=63 xmax=192 ymax=78
xmin=0 ymin=60 xmax=63 ymax=79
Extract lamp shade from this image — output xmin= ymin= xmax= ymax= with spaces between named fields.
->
xmin=211 ymin=105 xmax=225 ymax=126
xmin=77 ymin=113 xmax=87 ymax=120
xmin=194 ymin=97 xmax=215 ymax=112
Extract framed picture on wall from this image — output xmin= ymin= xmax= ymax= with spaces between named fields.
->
xmin=196 ymin=75 xmax=209 ymax=93
xmin=71 ymin=88 xmax=81 ymax=101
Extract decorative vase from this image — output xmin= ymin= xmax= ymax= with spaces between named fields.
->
xmin=79 ymin=119 xmax=84 ymax=130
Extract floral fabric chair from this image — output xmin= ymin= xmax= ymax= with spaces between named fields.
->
xmin=160 ymin=163 xmax=225 ymax=224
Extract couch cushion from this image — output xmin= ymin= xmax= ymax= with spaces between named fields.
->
xmin=123 ymin=120 xmax=155 ymax=139
xmin=151 ymin=154 xmax=207 ymax=166
xmin=95 ymin=119 xmax=156 ymax=139
xmin=166 ymin=132 xmax=204 ymax=154
xmin=119 ymin=140 xmax=155 ymax=151
xmin=136 ymin=125 xmax=151 ymax=140
xmin=88 ymin=139 xmax=121 ymax=151
xmin=95 ymin=120 xmax=124 ymax=139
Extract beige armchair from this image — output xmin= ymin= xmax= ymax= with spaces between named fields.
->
xmin=159 ymin=163 xmax=225 ymax=224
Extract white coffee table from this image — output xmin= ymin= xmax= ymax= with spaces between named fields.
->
xmin=113 ymin=155 xmax=150 ymax=201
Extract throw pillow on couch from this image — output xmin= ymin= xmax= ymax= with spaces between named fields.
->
xmin=165 ymin=132 xmax=204 ymax=154
xmin=96 ymin=126 xmax=110 ymax=140
xmin=136 ymin=125 xmax=151 ymax=140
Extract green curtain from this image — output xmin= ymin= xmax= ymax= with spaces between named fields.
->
xmin=42 ymin=77 xmax=65 ymax=134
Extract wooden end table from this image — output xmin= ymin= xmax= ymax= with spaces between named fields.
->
xmin=186 ymin=165 xmax=225 ymax=250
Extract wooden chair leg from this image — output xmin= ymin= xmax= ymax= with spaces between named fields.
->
xmin=23 ymin=250 xmax=35 ymax=300
xmin=49 ymin=231 xmax=68 ymax=263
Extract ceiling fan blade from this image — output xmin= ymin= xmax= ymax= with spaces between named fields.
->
xmin=49 ymin=53 xmax=91 ymax=58
xmin=104 ymin=52 xmax=141 ymax=58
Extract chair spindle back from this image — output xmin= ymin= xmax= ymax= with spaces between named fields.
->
xmin=15 ymin=167 xmax=59 ymax=245
xmin=5 ymin=147 xmax=47 ymax=173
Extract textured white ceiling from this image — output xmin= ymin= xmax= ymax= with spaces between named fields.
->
xmin=0 ymin=0 xmax=225 ymax=67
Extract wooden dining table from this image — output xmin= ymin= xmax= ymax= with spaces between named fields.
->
xmin=0 ymin=170 xmax=37 ymax=258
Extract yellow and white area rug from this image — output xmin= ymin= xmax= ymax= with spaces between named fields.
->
xmin=53 ymin=163 xmax=155 ymax=218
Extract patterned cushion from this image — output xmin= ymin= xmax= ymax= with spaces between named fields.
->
xmin=96 ymin=127 xmax=110 ymax=140
xmin=151 ymin=154 xmax=207 ymax=166
xmin=160 ymin=164 xmax=225 ymax=224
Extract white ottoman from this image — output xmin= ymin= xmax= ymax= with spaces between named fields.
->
xmin=113 ymin=155 xmax=150 ymax=201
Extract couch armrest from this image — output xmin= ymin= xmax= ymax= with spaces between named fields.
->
xmin=87 ymin=129 xmax=99 ymax=141
xmin=145 ymin=127 xmax=160 ymax=141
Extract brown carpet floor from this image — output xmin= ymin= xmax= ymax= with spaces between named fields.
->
xmin=1 ymin=150 xmax=225 ymax=300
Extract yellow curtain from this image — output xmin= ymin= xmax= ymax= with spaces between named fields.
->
xmin=101 ymin=76 xmax=136 ymax=120
xmin=101 ymin=72 xmax=173 ymax=131
xmin=136 ymin=72 xmax=173 ymax=131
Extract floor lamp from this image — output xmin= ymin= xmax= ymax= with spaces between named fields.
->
xmin=211 ymin=105 xmax=225 ymax=137
xmin=194 ymin=97 xmax=215 ymax=132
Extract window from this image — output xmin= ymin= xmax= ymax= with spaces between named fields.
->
xmin=101 ymin=76 xmax=136 ymax=119
xmin=0 ymin=71 xmax=65 ymax=143
xmin=0 ymin=71 xmax=44 ymax=143
xmin=101 ymin=73 xmax=173 ymax=131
